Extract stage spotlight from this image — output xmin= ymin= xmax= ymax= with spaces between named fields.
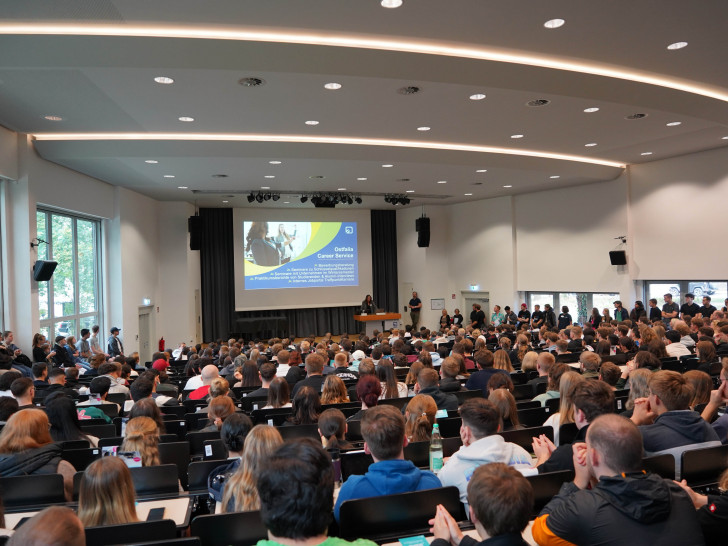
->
xmin=247 ymin=193 xmax=255 ymax=203
xmin=300 ymin=195 xmax=308 ymax=203
xmin=255 ymin=193 xmax=264 ymax=203
xmin=272 ymin=194 xmax=280 ymax=201
xmin=263 ymin=192 xmax=271 ymax=201
xmin=355 ymin=196 xmax=362 ymax=204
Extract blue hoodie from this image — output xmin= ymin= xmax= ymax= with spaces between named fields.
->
xmin=334 ymin=459 xmax=441 ymax=521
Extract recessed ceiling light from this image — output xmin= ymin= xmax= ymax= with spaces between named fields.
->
xmin=406 ymin=190 xmax=415 ymax=193
xmin=476 ymin=169 xmax=487 ymax=173
xmin=641 ymin=152 xmax=653 ymax=156
xmin=666 ymin=121 xmax=682 ymax=126
xmin=511 ymin=134 xmax=524 ymax=139
xmin=154 ymin=76 xmax=174 ymax=84
xmin=583 ymin=107 xmax=600 ymax=113
xmin=469 ymin=93 xmax=486 ymax=101
xmin=550 ymin=175 xmax=560 ymax=179
xmin=503 ymin=185 xmax=513 ymax=188
xmin=544 ymin=19 xmax=565 ymax=29
xmin=437 ymin=180 xmax=447 ymax=184
xmin=381 ymin=0 xmax=403 ymax=7
xmin=163 ymin=175 xmax=175 ymax=178
xmin=269 ymin=160 xmax=282 ymax=164
xmin=283 ymin=201 xmax=290 ymax=204
xmin=382 ymin=164 xmax=394 ymax=168
xmin=357 ymin=177 xmax=367 ymax=181
xmin=261 ymin=186 xmax=270 ymax=189
xmin=43 ymin=115 xmax=63 ymax=121
xmin=417 ymin=126 xmax=431 ymax=131
xmin=145 ymin=160 xmax=158 ymax=164
xmin=305 ymin=120 xmax=319 ymax=125
xmin=222 ymin=200 xmax=229 ymax=203
xmin=264 ymin=175 xmax=275 ymax=179
xmin=178 ymin=116 xmax=194 ymax=122
xmin=585 ymin=142 xmax=598 ymax=147
xmin=324 ymin=82 xmax=342 ymax=90
xmin=722 ymin=136 xmax=728 ymax=140
xmin=177 ymin=186 xmax=188 ymax=189
xmin=464 ymin=193 xmax=473 ymax=196
xmin=667 ymin=41 xmax=688 ymax=50
xmin=338 ymin=187 xmax=347 ymax=191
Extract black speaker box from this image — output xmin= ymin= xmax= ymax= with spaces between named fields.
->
xmin=188 ymin=216 xmax=202 ymax=251
xmin=416 ymin=217 xmax=430 ymax=248
xmin=33 ymin=260 xmax=58 ymax=282
xmin=609 ymin=250 xmax=627 ymax=265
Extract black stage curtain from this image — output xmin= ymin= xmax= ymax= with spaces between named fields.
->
xmin=371 ymin=210 xmax=398 ymax=313
xmin=233 ymin=306 xmax=359 ymax=339
xmin=199 ymin=208 xmax=235 ymax=341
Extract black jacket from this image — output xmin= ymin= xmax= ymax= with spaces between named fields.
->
xmin=639 ymin=410 xmax=720 ymax=453
xmin=439 ymin=377 xmax=464 ymax=393
xmin=537 ymin=473 xmax=705 ymax=545
xmin=537 ymin=425 xmax=587 ymax=474
xmin=0 ymin=443 xmax=63 ymax=477
xmin=465 ymin=368 xmax=509 ymax=397
xmin=698 ymin=491 xmax=728 ymax=545
xmin=418 ymin=386 xmax=459 ymax=411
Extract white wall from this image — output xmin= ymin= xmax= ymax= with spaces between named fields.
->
xmin=0 ymin=125 xmax=17 ymax=181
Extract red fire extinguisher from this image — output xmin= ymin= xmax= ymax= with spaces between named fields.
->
xmin=159 ymin=337 xmax=165 ymax=352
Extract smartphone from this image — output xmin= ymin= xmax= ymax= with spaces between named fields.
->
xmin=146 ymin=507 xmax=166 ymax=521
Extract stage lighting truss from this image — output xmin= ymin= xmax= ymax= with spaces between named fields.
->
xmin=383 ymin=193 xmax=411 ymax=205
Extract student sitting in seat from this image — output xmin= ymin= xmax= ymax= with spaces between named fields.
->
xmin=78 ymin=456 xmax=138 ymax=527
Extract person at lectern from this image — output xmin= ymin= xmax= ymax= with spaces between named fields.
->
xmin=245 ymin=221 xmax=279 ymax=266
xmin=361 ymin=295 xmax=376 ymax=314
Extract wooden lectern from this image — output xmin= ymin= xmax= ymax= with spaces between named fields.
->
xmin=353 ymin=313 xmax=402 ymax=337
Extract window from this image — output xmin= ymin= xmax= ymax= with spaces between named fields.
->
xmin=36 ymin=209 xmax=102 ymax=342
xmin=527 ymin=292 xmax=620 ymax=326
xmin=644 ymin=281 xmax=728 ymax=311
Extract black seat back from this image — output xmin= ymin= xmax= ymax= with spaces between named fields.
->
xmin=338 ymin=486 xmax=464 ymax=542
xmin=85 ymin=519 xmax=176 ymax=546
xmin=436 ymin=417 xmax=462 ymax=438
xmin=277 ymin=423 xmax=320 ymax=442
xmin=340 ymin=450 xmax=373 ymax=480
xmin=681 ymin=444 xmax=728 ymax=486
xmin=159 ymin=441 xmax=191 ymax=489
xmin=185 ymin=431 xmax=221 ymax=456
xmin=61 ymin=447 xmax=101 ymax=471
xmin=499 ymin=425 xmax=553 ymax=452
xmin=0 ymin=473 xmax=65 ymax=508
xmin=190 ymin=510 xmax=268 ymax=546
xmin=527 ymin=470 xmax=574 ymax=516
xmin=130 ymin=464 xmax=180 ymax=498
xmin=188 ymin=459 xmax=228 ymax=494
xmin=642 ymin=453 xmax=675 ymax=480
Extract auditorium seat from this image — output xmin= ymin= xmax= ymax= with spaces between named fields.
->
xmin=85 ymin=519 xmax=177 ymax=546
xmin=188 ymin=459 xmax=227 ymax=495
xmin=0 ymin=473 xmax=65 ymax=509
xmin=190 ymin=510 xmax=268 ymax=546
xmin=500 ymin=425 xmax=553 ymax=452
xmin=276 ymin=423 xmax=320 ymax=442
xmin=527 ymin=470 xmax=575 ymax=516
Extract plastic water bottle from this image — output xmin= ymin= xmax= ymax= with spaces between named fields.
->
xmin=429 ymin=423 xmax=443 ymax=474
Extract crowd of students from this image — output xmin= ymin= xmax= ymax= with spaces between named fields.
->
xmin=0 ymin=297 xmax=727 ymax=544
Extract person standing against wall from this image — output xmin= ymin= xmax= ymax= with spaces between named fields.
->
xmin=409 ymin=291 xmax=422 ymax=330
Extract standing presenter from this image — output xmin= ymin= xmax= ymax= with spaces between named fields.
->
xmin=409 ymin=291 xmax=422 ymax=330
xmin=361 ymin=295 xmax=376 ymax=314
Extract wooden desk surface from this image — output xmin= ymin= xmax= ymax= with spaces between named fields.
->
xmin=354 ymin=313 xmax=401 ymax=322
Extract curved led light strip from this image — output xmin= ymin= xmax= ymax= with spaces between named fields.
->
xmin=0 ymin=23 xmax=725 ymax=103
xmin=32 ymin=132 xmax=626 ymax=168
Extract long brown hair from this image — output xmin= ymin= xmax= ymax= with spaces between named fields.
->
xmin=121 ymin=417 xmax=160 ymax=467
xmin=320 ymin=375 xmax=349 ymax=405
xmin=266 ymin=377 xmax=290 ymax=408
xmin=557 ymin=371 xmax=585 ymax=425
xmin=318 ymin=408 xmax=350 ymax=449
xmin=404 ymin=395 xmax=436 ymax=442
xmin=78 ymin=456 xmax=138 ymax=527
xmin=221 ymin=425 xmax=283 ymax=512
xmin=493 ymin=350 xmax=514 ymax=372
xmin=488 ymin=389 xmax=520 ymax=429
xmin=377 ymin=359 xmax=401 ymax=399
xmin=128 ymin=397 xmax=165 ymax=434
xmin=0 ymin=409 xmax=52 ymax=453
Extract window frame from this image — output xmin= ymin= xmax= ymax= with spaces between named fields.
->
xmin=36 ymin=208 xmax=103 ymax=342
xmin=526 ymin=291 xmax=620 ymax=325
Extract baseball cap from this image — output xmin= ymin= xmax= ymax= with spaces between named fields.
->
xmin=110 ymin=327 xmax=120 ymax=333
xmin=152 ymin=359 xmax=169 ymax=372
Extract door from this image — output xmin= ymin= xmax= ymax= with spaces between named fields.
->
xmin=462 ymin=292 xmax=490 ymax=327
xmin=138 ymin=307 xmax=152 ymax=364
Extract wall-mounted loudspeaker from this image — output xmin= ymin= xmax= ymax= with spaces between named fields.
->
xmin=609 ymin=250 xmax=627 ymax=265
xmin=33 ymin=260 xmax=57 ymax=282
xmin=188 ymin=216 xmax=202 ymax=251
xmin=416 ymin=217 xmax=430 ymax=248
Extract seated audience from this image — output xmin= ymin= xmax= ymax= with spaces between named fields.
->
xmin=263 ymin=376 xmax=291 ymax=409
xmin=533 ymin=363 xmax=568 ymax=407
xmin=488 ymin=389 xmax=522 ymax=431
xmin=526 ymin=352 xmax=555 ymax=396
xmin=120 ymin=416 xmax=160 ymax=466
xmin=465 ymin=349 xmax=508 ymax=397
xmin=200 ymin=395 xmax=236 ymax=432
xmin=533 ymin=380 xmax=614 ymax=474
xmin=665 ymin=330 xmax=692 ymax=357
xmin=0 ymin=396 xmax=19 ymax=424
xmin=76 ymin=376 xmax=117 ymax=422
xmin=579 ymin=351 xmax=601 ymax=378
xmin=532 ymin=414 xmax=703 ymax=545
xmin=439 ymin=357 xmax=465 ymax=393
xmin=318 ymin=408 xmax=355 ymax=451
xmin=320 ymin=374 xmax=350 ymax=405
xmin=7 ymin=506 xmax=85 ymax=546
xmin=699 ymin=360 xmax=728 ymax=443
xmin=348 ymin=375 xmax=382 ymax=421
xmin=334 ymin=404 xmax=441 ymax=521
xmin=599 ymin=361 xmax=622 ymax=390
xmin=291 ymin=353 xmax=327 ymax=396
xmin=0 ymin=409 xmax=76 ymax=500
xmin=438 ymin=399 xmax=532 ymax=511
xmin=631 ymin=370 xmax=719 ymax=453
xmin=542 ymin=371 xmax=584 ymax=445
xmin=207 ymin=413 xmax=254 ymax=507
xmin=188 ymin=364 xmax=219 ymax=400
xmin=284 ymin=386 xmax=321 ymax=426
xmin=31 ymin=362 xmax=48 ymax=388
xmin=128 ymin=397 xmax=165 ymax=433
xmin=684 ymin=370 xmax=712 ymax=409
xmin=45 ymin=392 xmax=99 ymax=447
xmin=430 ymin=463 xmax=533 ymax=546
xmin=245 ymin=362 xmax=276 ymax=398
xmin=404 ymin=394 xmax=437 ymax=442
xmin=221 ymin=424 xmax=283 ymax=513
xmin=78 ymin=456 xmax=138 ymax=527
xmin=621 ymin=368 xmax=652 ymax=419
xmin=378 ymin=359 xmax=408 ymax=398
xmin=10 ymin=377 xmax=35 ymax=409
xmin=416 ymin=367 xmax=459 ymax=411
xmin=676 ymin=464 xmax=728 ymax=545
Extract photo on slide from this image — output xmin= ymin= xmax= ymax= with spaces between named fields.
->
xmin=243 ymin=222 xmax=311 ymax=266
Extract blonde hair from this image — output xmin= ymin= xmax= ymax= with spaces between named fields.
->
xmin=516 ymin=335 xmax=530 ymax=362
xmin=121 ymin=416 xmax=160 ymax=467
xmin=321 ymin=374 xmax=350 ymax=405
xmin=488 ymin=389 xmax=520 ymax=429
xmin=557 ymin=371 xmax=585 ymax=425
xmin=78 ymin=456 xmax=138 ymax=527
xmin=0 ymin=409 xmax=52 ymax=453
xmin=404 ymin=395 xmax=437 ymax=442
xmin=209 ymin=377 xmax=230 ymax=398
xmin=493 ymin=350 xmax=514 ymax=372
xmin=222 ymin=425 xmax=283 ymax=513
xmin=626 ymin=368 xmax=652 ymax=411
xmin=520 ymin=351 xmax=538 ymax=372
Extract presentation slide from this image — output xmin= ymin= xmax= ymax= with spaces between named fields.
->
xmin=233 ymin=208 xmax=373 ymax=311
xmin=243 ymin=221 xmax=358 ymax=290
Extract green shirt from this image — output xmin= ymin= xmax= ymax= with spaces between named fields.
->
xmin=76 ymin=405 xmax=112 ymax=423
xmin=257 ymin=538 xmax=377 ymax=546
